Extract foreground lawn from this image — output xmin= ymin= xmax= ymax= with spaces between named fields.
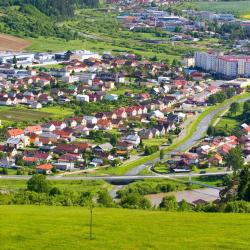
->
xmin=0 ymin=206 xmax=249 ymax=250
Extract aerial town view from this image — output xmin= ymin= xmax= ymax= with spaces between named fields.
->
xmin=0 ymin=0 xmax=250 ymax=249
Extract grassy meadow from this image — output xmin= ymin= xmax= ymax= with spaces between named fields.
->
xmin=192 ymin=1 xmax=250 ymax=17
xmin=0 ymin=179 xmax=109 ymax=192
xmin=214 ymin=102 xmax=244 ymax=135
xmin=0 ymin=205 xmax=250 ymax=250
xmin=0 ymin=105 xmax=74 ymax=126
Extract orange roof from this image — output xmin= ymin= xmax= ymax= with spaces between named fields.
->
xmin=36 ymin=164 xmax=53 ymax=170
xmin=7 ymin=128 xmax=24 ymax=137
xmin=116 ymin=150 xmax=127 ymax=155
xmin=244 ymin=127 xmax=250 ymax=132
xmin=25 ymin=125 xmax=42 ymax=133
xmin=214 ymin=154 xmax=222 ymax=161
xmin=97 ymin=119 xmax=111 ymax=126
xmin=23 ymin=156 xmax=38 ymax=162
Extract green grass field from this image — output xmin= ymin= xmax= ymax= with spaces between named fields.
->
xmin=0 ymin=106 xmax=74 ymax=125
xmin=192 ymin=1 xmax=250 ymax=17
xmin=0 ymin=205 xmax=249 ymax=250
xmin=214 ymin=103 xmax=244 ymax=135
xmin=0 ymin=179 xmax=109 ymax=192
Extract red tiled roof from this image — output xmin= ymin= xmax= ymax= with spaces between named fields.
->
xmin=36 ymin=164 xmax=53 ymax=170
xmin=7 ymin=128 xmax=24 ymax=137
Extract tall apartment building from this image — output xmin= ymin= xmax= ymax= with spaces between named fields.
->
xmin=194 ymin=52 xmax=250 ymax=78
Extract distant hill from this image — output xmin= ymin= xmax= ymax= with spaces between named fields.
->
xmin=0 ymin=0 xmax=100 ymax=39
xmin=0 ymin=0 xmax=100 ymax=18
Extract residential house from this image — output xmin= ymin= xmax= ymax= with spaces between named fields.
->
xmin=24 ymin=125 xmax=42 ymax=135
xmin=116 ymin=141 xmax=134 ymax=151
xmin=94 ymin=143 xmax=113 ymax=153
xmin=139 ymin=129 xmax=153 ymax=139
xmin=36 ymin=163 xmax=53 ymax=174
xmin=123 ymin=133 xmax=140 ymax=147
xmin=7 ymin=128 xmax=24 ymax=138
xmin=97 ymin=119 xmax=112 ymax=130
xmin=42 ymin=123 xmax=56 ymax=132
xmin=49 ymin=121 xmax=67 ymax=130
xmin=104 ymin=94 xmax=119 ymax=101
xmin=6 ymin=136 xmax=30 ymax=149
xmin=29 ymin=101 xmax=42 ymax=109
xmin=53 ymin=162 xmax=74 ymax=171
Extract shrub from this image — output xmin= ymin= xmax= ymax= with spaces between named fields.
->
xmin=159 ymin=196 xmax=178 ymax=211
xmin=27 ymin=174 xmax=50 ymax=193
xmin=223 ymin=201 xmax=250 ymax=213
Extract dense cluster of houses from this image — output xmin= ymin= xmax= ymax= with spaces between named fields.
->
xmin=0 ymin=43 xmax=249 ymax=175
xmin=167 ymin=124 xmax=250 ymax=173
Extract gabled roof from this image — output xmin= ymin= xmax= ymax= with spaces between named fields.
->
xmin=36 ymin=163 xmax=53 ymax=170
xmin=7 ymin=128 xmax=24 ymax=137
xmin=25 ymin=125 xmax=42 ymax=133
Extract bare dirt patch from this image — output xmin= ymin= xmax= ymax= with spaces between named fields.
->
xmin=0 ymin=33 xmax=31 ymax=51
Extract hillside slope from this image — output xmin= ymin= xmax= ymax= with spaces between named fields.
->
xmin=0 ymin=206 xmax=249 ymax=250
xmin=0 ymin=33 xmax=31 ymax=51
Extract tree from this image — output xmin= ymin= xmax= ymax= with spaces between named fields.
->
xmin=1 ymin=168 xmax=8 ymax=175
xmin=0 ymin=151 xmax=6 ymax=159
xmin=27 ymin=174 xmax=50 ymax=193
xmin=97 ymin=190 xmax=114 ymax=207
xmin=160 ymin=150 xmax=164 ymax=161
xmin=13 ymin=55 xmax=17 ymax=64
xmin=111 ymin=159 xmax=121 ymax=167
xmin=178 ymin=199 xmax=192 ymax=211
xmin=51 ymin=167 xmax=58 ymax=173
xmin=159 ymin=196 xmax=178 ymax=211
xmin=224 ymin=146 xmax=244 ymax=173
xmin=49 ymin=186 xmax=61 ymax=196
xmin=110 ymin=135 xmax=117 ymax=146
xmin=229 ymin=102 xmax=240 ymax=116
xmin=120 ymin=193 xmax=151 ymax=209
xmin=237 ymin=167 xmax=250 ymax=201
xmin=207 ymin=125 xmax=215 ymax=136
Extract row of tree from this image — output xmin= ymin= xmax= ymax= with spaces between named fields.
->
xmin=208 ymin=88 xmax=235 ymax=105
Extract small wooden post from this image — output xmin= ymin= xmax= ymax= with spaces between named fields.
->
xmin=89 ymin=203 xmax=93 ymax=240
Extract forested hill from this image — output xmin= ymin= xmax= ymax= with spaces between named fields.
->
xmin=0 ymin=0 xmax=100 ymax=18
xmin=0 ymin=0 xmax=100 ymax=39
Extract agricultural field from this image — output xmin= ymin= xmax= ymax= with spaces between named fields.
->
xmin=0 ymin=106 xmax=74 ymax=126
xmin=192 ymin=1 xmax=250 ymax=17
xmin=0 ymin=33 xmax=31 ymax=51
xmin=0 ymin=205 xmax=250 ymax=250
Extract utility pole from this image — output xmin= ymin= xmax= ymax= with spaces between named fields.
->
xmin=89 ymin=202 xmax=93 ymax=240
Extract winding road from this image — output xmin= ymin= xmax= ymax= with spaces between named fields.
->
xmin=125 ymin=94 xmax=250 ymax=176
